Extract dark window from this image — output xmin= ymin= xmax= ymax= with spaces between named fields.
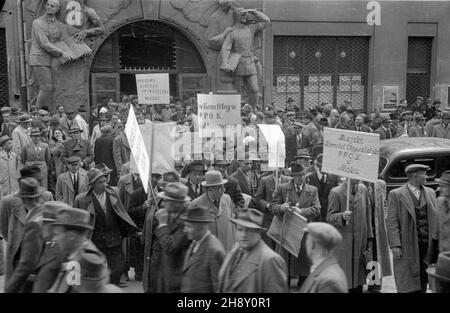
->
xmin=406 ymin=37 xmax=432 ymax=104
xmin=0 ymin=28 xmax=9 ymax=107
xmin=388 ymin=157 xmax=436 ymax=179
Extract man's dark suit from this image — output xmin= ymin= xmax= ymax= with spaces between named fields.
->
xmin=230 ymin=169 xmax=253 ymax=197
xmin=306 ymin=170 xmax=339 ymax=222
xmin=94 ymin=134 xmax=117 ymax=185
xmin=61 ymin=138 xmax=93 ymax=169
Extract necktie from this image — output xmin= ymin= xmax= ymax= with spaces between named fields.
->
xmin=214 ymin=199 xmax=220 ymax=208
xmin=321 ymin=174 xmax=326 ymax=184
xmin=73 ymin=174 xmax=78 ymax=195
xmin=357 ymin=127 xmax=361 ymax=132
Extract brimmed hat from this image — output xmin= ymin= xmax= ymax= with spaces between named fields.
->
xmin=381 ymin=116 xmax=392 ymax=123
xmin=230 ymin=209 xmax=266 ymax=231
xmin=16 ymin=177 xmax=44 ymax=198
xmin=68 ymin=126 xmax=83 ymax=133
xmin=66 ymin=156 xmax=81 ymax=165
xmin=17 ymin=114 xmax=32 ymax=123
xmin=88 ymin=168 xmax=107 ymax=185
xmin=38 ymin=109 xmax=48 ymax=116
xmin=290 ymin=162 xmax=307 ymax=176
xmin=53 ymin=206 xmax=93 ymax=230
xmin=79 ymin=247 xmax=109 ymax=281
xmin=435 ymin=170 xmax=450 ymax=185
xmin=20 ymin=165 xmax=43 ymax=180
xmin=95 ymin=163 xmax=113 ymax=174
xmin=201 ymin=170 xmax=228 ymax=187
xmin=40 ymin=201 xmax=68 ymax=223
xmin=188 ymin=161 xmax=206 ymax=173
xmin=401 ymin=110 xmax=412 ymax=117
xmin=180 ymin=203 xmax=215 ymax=223
xmin=100 ymin=125 xmax=112 ymax=134
xmin=295 ymin=149 xmax=312 ymax=160
xmin=427 ymin=251 xmax=450 ymax=283
xmin=30 ymin=128 xmax=41 ymax=136
xmin=1 ymin=107 xmax=11 ymax=113
xmin=305 ymin=222 xmax=343 ymax=250
xmin=442 ymin=112 xmax=450 ymax=119
xmin=404 ymin=164 xmax=430 ymax=175
xmin=157 ymin=182 xmax=190 ymax=202
xmin=0 ymin=135 xmax=11 ymax=146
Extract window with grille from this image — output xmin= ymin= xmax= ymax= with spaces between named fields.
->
xmin=273 ymin=36 xmax=370 ymax=112
xmin=406 ymin=37 xmax=432 ymax=104
xmin=0 ymin=29 xmax=9 ymax=108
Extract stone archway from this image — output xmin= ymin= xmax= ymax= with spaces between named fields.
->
xmin=88 ymin=18 xmax=211 ymax=107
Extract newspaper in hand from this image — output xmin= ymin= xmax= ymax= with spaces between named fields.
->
xmin=267 ymin=207 xmax=308 ymax=257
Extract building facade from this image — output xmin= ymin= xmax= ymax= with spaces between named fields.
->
xmin=1 ymin=0 xmax=450 ymax=113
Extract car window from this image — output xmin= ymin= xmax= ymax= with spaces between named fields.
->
xmin=436 ymin=154 xmax=450 ymax=177
xmin=388 ymin=157 xmax=436 ymax=179
xmin=379 ymin=156 xmax=388 ymax=174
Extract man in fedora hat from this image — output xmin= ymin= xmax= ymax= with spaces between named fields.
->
xmin=409 ymin=113 xmax=428 ymax=137
xmin=435 ymin=170 xmax=450 ymax=253
xmin=427 ymin=252 xmax=450 ymax=293
xmin=180 ymin=203 xmax=226 ymax=293
xmin=12 ymin=114 xmax=32 ymax=156
xmin=299 ymin=222 xmax=348 ymax=293
xmin=74 ymin=168 xmax=138 ymax=286
xmin=184 ymin=161 xmax=206 ymax=200
xmin=0 ymin=135 xmax=19 ymax=197
xmin=190 ymin=170 xmax=236 ymax=252
xmin=305 ymin=154 xmax=339 ymax=222
xmin=432 ymin=111 xmax=450 ymax=139
xmin=4 ymin=178 xmax=48 ymax=292
xmin=0 ymin=166 xmax=53 ymax=283
xmin=94 ymin=125 xmax=118 ymax=186
xmin=230 ymin=159 xmax=255 ymax=197
xmin=55 ymin=156 xmax=89 ymax=206
xmin=294 ymin=149 xmax=313 ymax=173
xmin=374 ymin=116 xmax=394 ymax=140
xmin=212 ymin=159 xmax=245 ymax=210
xmin=153 ymin=182 xmax=191 ymax=293
xmin=272 ymin=162 xmax=320 ymax=288
xmin=387 ymin=164 xmax=439 ymax=293
xmin=218 ymin=209 xmax=287 ymax=292
xmin=47 ymin=206 xmax=101 ymax=293
xmin=20 ymin=128 xmax=51 ymax=190
xmin=61 ymin=125 xmax=93 ymax=170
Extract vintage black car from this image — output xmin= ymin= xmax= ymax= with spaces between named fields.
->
xmin=379 ymin=137 xmax=450 ymax=194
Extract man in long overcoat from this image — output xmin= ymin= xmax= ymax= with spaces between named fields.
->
xmin=61 ymin=126 xmax=93 ymax=170
xmin=271 ymin=163 xmax=320 ymax=287
xmin=327 ymin=179 xmax=374 ymax=293
xmin=435 ymin=171 xmax=450 ymax=252
xmin=0 ymin=135 xmax=19 ymax=197
xmin=74 ymin=168 xmax=138 ymax=285
xmin=94 ymin=125 xmax=118 ymax=185
xmin=387 ymin=164 xmax=439 ymax=293
xmin=113 ymin=129 xmax=131 ymax=177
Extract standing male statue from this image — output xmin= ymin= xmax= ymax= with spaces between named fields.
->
xmin=30 ymin=0 xmax=72 ymax=109
xmin=220 ymin=7 xmax=270 ymax=107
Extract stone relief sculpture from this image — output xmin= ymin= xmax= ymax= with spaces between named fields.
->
xmin=219 ymin=7 xmax=270 ymax=107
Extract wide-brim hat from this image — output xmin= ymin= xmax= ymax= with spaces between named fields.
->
xmin=0 ymin=135 xmax=11 ymax=146
xmin=30 ymin=128 xmax=41 ymax=136
xmin=426 ymin=251 xmax=450 ymax=283
xmin=157 ymin=182 xmax=190 ymax=202
xmin=290 ymin=162 xmax=307 ymax=176
xmin=230 ymin=209 xmax=266 ymax=231
xmin=79 ymin=246 xmax=109 ymax=281
xmin=401 ymin=111 xmax=413 ymax=117
xmin=95 ymin=163 xmax=113 ymax=174
xmin=187 ymin=161 xmax=206 ymax=173
xmin=53 ymin=206 xmax=93 ymax=230
xmin=180 ymin=204 xmax=215 ymax=223
xmin=295 ymin=149 xmax=312 ymax=160
xmin=435 ymin=170 xmax=450 ymax=185
xmin=201 ymin=170 xmax=228 ymax=187
xmin=17 ymin=114 xmax=32 ymax=123
xmin=16 ymin=177 xmax=44 ymax=198
xmin=88 ymin=168 xmax=107 ymax=185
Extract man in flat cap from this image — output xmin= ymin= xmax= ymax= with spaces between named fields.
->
xmin=74 ymin=168 xmax=138 ymax=286
xmin=432 ymin=111 xmax=450 ymax=139
xmin=55 ymin=156 xmax=89 ymax=206
xmin=299 ymin=222 xmax=348 ymax=293
xmin=409 ymin=113 xmax=428 ymax=137
xmin=387 ymin=164 xmax=439 ymax=293
xmin=61 ymin=126 xmax=93 ymax=170
xmin=0 ymin=135 xmax=19 ymax=197
xmin=396 ymin=111 xmax=414 ymax=137
xmin=218 ymin=209 xmax=287 ymax=293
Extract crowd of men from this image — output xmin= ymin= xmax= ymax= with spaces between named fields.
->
xmin=0 ymin=93 xmax=449 ymax=293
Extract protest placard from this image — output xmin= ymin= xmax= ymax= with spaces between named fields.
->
xmin=197 ymin=93 xmax=241 ymax=136
xmin=267 ymin=208 xmax=308 ymax=257
xmin=257 ymin=124 xmax=285 ymax=168
xmin=136 ymin=73 xmax=170 ymax=104
xmin=125 ymin=107 xmax=150 ymax=193
xmin=322 ymin=127 xmax=380 ymax=182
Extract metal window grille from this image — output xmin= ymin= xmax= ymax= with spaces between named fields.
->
xmin=273 ymin=36 xmax=370 ymax=113
xmin=406 ymin=37 xmax=432 ymax=104
xmin=0 ymin=29 xmax=9 ymax=108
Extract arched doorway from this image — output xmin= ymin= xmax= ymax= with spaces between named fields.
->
xmin=90 ymin=20 xmax=208 ymax=106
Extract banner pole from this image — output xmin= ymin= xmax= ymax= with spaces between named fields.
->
xmin=148 ymin=121 xmax=155 ymax=200
xmin=345 ymin=177 xmax=354 ymax=290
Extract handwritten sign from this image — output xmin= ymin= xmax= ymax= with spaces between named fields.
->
xmin=197 ymin=94 xmax=241 ymax=136
xmin=125 ymin=107 xmax=150 ymax=193
xmin=322 ymin=128 xmax=380 ymax=182
xmin=136 ymin=73 xmax=170 ymax=104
